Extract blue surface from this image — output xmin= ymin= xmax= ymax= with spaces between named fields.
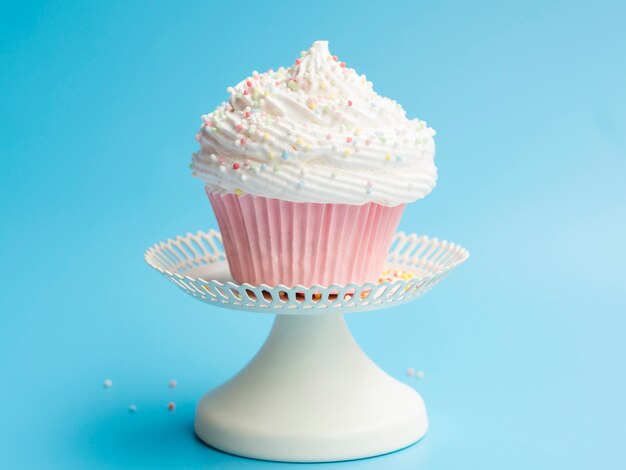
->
xmin=2 ymin=1 xmax=625 ymax=468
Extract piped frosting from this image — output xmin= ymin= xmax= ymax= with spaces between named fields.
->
xmin=192 ymin=40 xmax=436 ymax=206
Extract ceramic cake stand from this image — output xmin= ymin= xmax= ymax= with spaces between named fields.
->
xmin=144 ymin=229 xmax=468 ymax=463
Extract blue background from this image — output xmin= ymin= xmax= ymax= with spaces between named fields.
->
xmin=2 ymin=1 xmax=625 ymax=468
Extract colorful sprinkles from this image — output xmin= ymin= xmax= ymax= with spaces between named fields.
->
xmin=377 ymin=268 xmax=414 ymax=283
xmin=191 ymin=40 xmax=436 ymax=202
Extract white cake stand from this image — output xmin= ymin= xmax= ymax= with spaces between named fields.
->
xmin=144 ymin=230 xmax=468 ymax=463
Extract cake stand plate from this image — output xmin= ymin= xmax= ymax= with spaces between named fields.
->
xmin=145 ymin=230 xmax=468 ymax=462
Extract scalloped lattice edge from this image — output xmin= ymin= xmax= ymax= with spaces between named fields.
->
xmin=144 ymin=230 xmax=469 ymax=313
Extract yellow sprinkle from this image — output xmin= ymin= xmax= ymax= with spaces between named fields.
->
xmin=305 ymin=144 xmax=312 ymax=150
xmin=269 ymin=151 xmax=277 ymax=159
xmin=263 ymin=133 xmax=270 ymax=141
xmin=307 ymin=101 xmax=317 ymax=110
xmin=296 ymin=138 xmax=304 ymax=146
xmin=385 ymin=153 xmax=392 ymax=161
xmin=342 ymin=149 xmax=350 ymax=157
xmin=355 ymin=128 xmax=361 ymax=135
xmin=234 ymin=188 xmax=244 ymax=196
xmin=264 ymin=90 xmax=269 ymax=96
xmin=320 ymin=81 xmax=327 ymax=89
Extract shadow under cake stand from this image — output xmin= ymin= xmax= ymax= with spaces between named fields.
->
xmin=144 ymin=230 xmax=469 ymax=463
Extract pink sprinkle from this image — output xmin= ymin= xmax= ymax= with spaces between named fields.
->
xmin=243 ymin=89 xmax=248 ymax=95
xmin=295 ymin=58 xmax=302 ymax=65
xmin=326 ymin=133 xmax=332 ymax=140
xmin=340 ymin=62 xmax=346 ymax=68
xmin=232 ymin=163 xmax=240 ymax=170
xmin=236 ymin=124 xmax=243 ymax=131
xmin=195 ymin=133 xmax=201 ymax=142
xmin=346 ymin=137 xmax=353 ymax=143
xmin=240 ymin=138 xmax=246 ymax=145
xmin=365 ymin=138 xmax=372 ymax=145
xmin=348 ymin=100 xmax=353 ymax=106
xmin=332 ymin=55 xmax=338 ymax=61
xmin=245 ymin=111 xmax=251 ymax=117
xmin=246 ymin=80 xmax=252 ymax=87
xmin=367 ymin=180 xmax=373 ymax=187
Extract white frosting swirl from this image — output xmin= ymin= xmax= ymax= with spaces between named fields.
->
xmin=192 ymin=40 xmax=436 ymax=206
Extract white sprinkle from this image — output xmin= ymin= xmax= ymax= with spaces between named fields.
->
xmin=103 ymin=379 xmax=113 ymax=388
xmin=209 ymin=153 xmax=218 ymax=162
xmin=415 ymin=370 xmax=425 ymax=380
xmin=129 ymin=404 xmax=137 ymax=412
xmin=168 ymin=379 xmax=177 ymax=389
xmin=219 ymin=165 xmax=226 ymax=173
xmin=240 ymin=174 xmax=247 ymax=182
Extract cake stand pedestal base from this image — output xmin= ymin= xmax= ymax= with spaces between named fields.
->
xmin=195 ymin=313 xmax=428 ymax=463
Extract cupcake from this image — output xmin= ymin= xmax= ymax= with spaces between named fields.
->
xmin=192 ymin=40 xmax=436 ymax=287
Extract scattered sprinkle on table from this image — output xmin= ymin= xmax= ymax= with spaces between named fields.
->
xmin=415 ymin=371 xmax=425 ymax=380
xmin=406 ymin=368 xmax=415 ymax=377
xmin=168 ymin=402 xmax=176 ymax=411
xmin=103 ymin=379 xmax=113 ymax=388
xmin=169 ymin=379 xmax=177 ymax=389
xmin=129 ymin=404 xmax=137 ymax=412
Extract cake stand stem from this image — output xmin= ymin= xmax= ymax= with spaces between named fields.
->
xmin=195 ymin=313 xmax=428 ymax=462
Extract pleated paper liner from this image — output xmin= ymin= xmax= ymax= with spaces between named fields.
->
xmin=208 ymin=191 xmax=405 ymax=288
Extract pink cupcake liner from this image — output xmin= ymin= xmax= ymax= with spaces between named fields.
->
xmin=208 ymin=191 xmax=405 ymax=287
